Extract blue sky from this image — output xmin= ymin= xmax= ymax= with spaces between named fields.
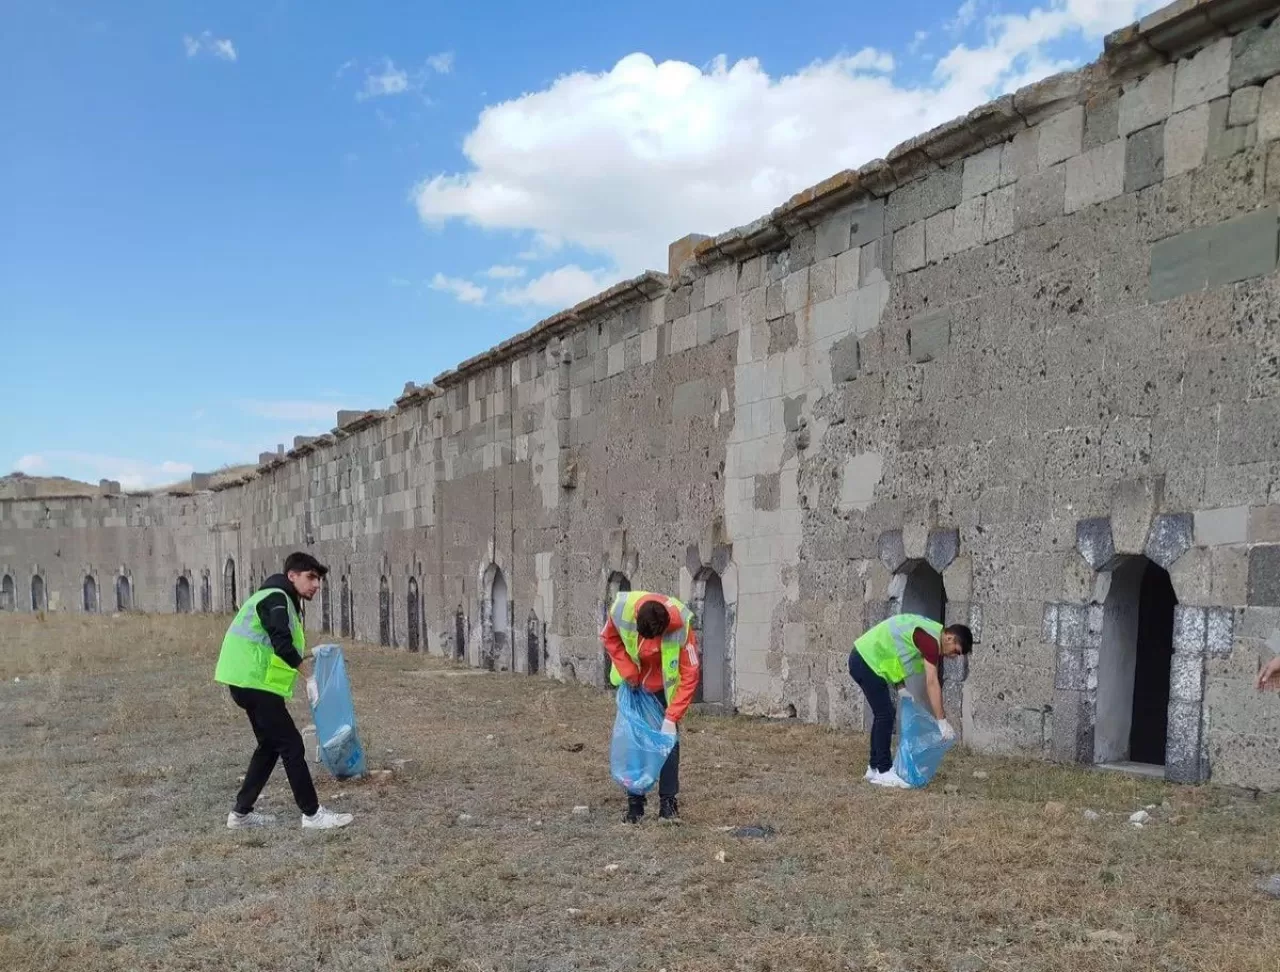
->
xmin=1 ymin=0 xmax=1158 ymax=489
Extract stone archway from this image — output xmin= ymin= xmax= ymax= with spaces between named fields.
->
xmin=0 ymin=574 xmax=13 ymax=611
xmin=526 ymin=609 xmax=543 ymax=675
xmin=320 ymin=575 xmax=332 ymax=633
xmin=31 ymin=574 xmax=45 ymax=612
xmin=200 ymin=572 xmax=211 ymax=613
xmin=454 ymin=605 xmax=466 ymax=661
xmin=379 ymin=576 xmax=392 ymax=646
xmin=223 ymin=558 xmax=237 ymax=611
xmin=692 ymin=568 xmax=729 ymax=706
xmin=340 ymin=576 xmax=352 ymax=638
xmin=115 ymin=575 xmax=132 ymax=612
xmin=83 ymin=575 xmax=98 ymax=613
xmin=1051 ymin=509 xmax=1226 ymax=785
xmin=175 ymin=576 xmax=192 ymax=614
xmin=480 ymin=564 xmax=509 ymax=672
xmin=407 ymin=577 xmax=421 ymax=652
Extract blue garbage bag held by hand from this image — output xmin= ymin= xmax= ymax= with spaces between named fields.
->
xmin=892 ymin=693 xmax=955 ymax=788
xmin=309 ymin=644 xmax=367 ymax=779
xmin=609 ymin=683 xmax=677 ymax=795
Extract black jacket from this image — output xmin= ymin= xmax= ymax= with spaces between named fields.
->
xmin=256 ymin=574 xmax=305 ymax=669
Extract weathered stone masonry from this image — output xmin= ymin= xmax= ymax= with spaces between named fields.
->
xmin=4 ymin=0 xmax=1280 ymax=789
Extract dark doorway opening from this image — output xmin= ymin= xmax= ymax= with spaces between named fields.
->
xmin=601 ymin=572 xmax=631 ymax=688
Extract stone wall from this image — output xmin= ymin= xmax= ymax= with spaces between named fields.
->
xmin=3 ymin=0 xmax=1280 ymax=789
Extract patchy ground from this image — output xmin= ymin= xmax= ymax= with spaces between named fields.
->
xmin=1 ymin=614 xmax=1278 ymax=972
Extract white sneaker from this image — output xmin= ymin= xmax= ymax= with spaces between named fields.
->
xmin=227 ymin=809 xmax=276 ymax=829
xmin=870 ymin=769 xmax=911 ymax=789
xmin=863 ymin=765 xmax=876 ymax=781
xmin=302 ymin=806 xmax=354 ymax=830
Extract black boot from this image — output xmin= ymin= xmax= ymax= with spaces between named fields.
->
xmin=624 ymin=794 xmax=646 ymax=824
xmin=658 ymin=795 xmax=681 ymax=823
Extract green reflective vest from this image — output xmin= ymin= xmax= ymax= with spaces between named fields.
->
xmin=214 ymin=587 xmax=307 ymax=698
xmin=854 ymin=613 xmax=944 ymax=685
xmin=607 ymin=591 xmax=694 ymax=702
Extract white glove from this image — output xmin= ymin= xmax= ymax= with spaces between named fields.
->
xmin=306 ymin=677 xmax=319 ymax=708
xmin=938 ymin=719 xmax=956 ymax=742
xmin=661 ymin=718 xmax=677 ymax=736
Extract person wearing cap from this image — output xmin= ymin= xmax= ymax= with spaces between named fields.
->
xmin=215 ymin=551 xmax=354 ymax=830
xmin=601 ymin=590 xmax=700 ymax=823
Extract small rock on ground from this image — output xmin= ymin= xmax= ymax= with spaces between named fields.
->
xmin=572 ymin=805 xmax=590 ymax=816
xmin=1044 ymin=801 xmax=1066 ymax=818
xmin=729 ymin=824 xmax=777 ymax=839
xmin=1258 ymin=874 xmax=1280 ymax=898
xmin=943 ymin=784 xmax=960 ymax=795
xmin=1129 ymin=810 xmax=1151 ymax=825
xmin=971 ymin=771 xmax=988 ymax=780
xmin=1083 ymin=809 xmax=1100 ymax=821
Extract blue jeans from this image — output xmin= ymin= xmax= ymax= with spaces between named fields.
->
xmin=848 ymin=650 xmax=895 ymax=773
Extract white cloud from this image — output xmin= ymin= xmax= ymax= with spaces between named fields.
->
xmin=909 ymin=30 xmax=930 ymax=55
xmin=484 ymin=264 xmax=526 ymax=279
xmin=11 ymin=452 xmax=194 ymax=491
xmin=950 ymin=0 xmax=981 ymax=31
xmin=497 ymin=266 xmax=614 ymax=308
xmin=413 ymin=0 xmax=1161 ymax=304
xmin=183 ymin=31 xmax=237 ymax=62
xmin=429 ymin=273 xmax=487 ymax=305
xmin=238 ymin=399 xmax=348 ymax=422
xmin=359 ymin=59 xmax=410 ymax=99
xmin=15 ymin=454 xmax=47 ymax=474
xmin=427 ymin=51 xmax=455 ymax=74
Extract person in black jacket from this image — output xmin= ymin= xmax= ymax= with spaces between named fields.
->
xmin=221 ymin=552 xmax=353 ymax=830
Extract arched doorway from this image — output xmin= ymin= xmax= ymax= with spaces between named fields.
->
xmin=407 ymin=578 xmax=421 ymax=652
xmin=454 ymin=605 xmax=466 ymax=661
xmin=694 ymin=570 xmax=728 ymax=705
xmin=340 ymin=576 xmax=352 ymax=638
xmin=898 ymin=561 xmax=949 ymax=700
xmin=83 ymin=575 xmax=98 ymax=613
xmin=481 ymin=565 xmax=509 ymax=671
xmin=223 ymin=558 xmax=237 ymax=612
xmin=527 ymin=610 xmax=542 ymax=675
xmin=1 ymin=574 xmax=15 ymax=611
xmin=320 ymin=575 xmax=331 ymax=633
xmin=175 ymin=576 xmax=192 ymax=614
xmin=116 ymin=575 xmax=133 ymax=612
xmin=379 ymin=576 xmax=392 ymax=646
xmin=31 ymin=574 xmax=45 ymax=612
xmin=200 ymin=572 xmax=211 ymax=613
xmin=1096 ymin=556 xmax=1177 ymax=767
xmin=601 ymin=572 xmax=631 ymax=687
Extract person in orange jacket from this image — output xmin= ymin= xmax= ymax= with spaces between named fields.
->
xmin=601 ymin=590 xmax=700 ymax=823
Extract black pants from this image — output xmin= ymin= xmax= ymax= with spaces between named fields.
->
xmin=229 ymin=686 xmax=319 ymax=816
xmin=651 ymin=691 xmax=679 ymax=799
xmin=848 ymin=650 xmax=895 ymax=773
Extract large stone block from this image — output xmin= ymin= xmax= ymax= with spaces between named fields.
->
xmin=962 ymin=144 xmax=1003 ymax=199
xmin=1165 ymin=103 xmax=1211 ymax=177
xmin=1051 ymin=689 xmax=1094 ymax=763
xmin=925 ymin=208 xmax=956 ymax=264
xmin=1150 ymin=207 xmax=1280 ymax=301
xmin=1125 ymin=122 xmax=1166 ymax=192
xmin=1174 ymin=604 xmax=1208 ymax=656
xmin=1119 ymin=63 xmax=1175 ymax=136
xmin=1145 ymin=512 xmax=1194 ymax=568
xmin=1231 ymin=84 xmax=1262 ymax=126
xmin=1065 ymin=138 xmax=1125 ymax=213
xmin=926 ymin=528 xmax=960 ymax=572
xmin=953 ymin=195 xmax=985 ymax=252
xmin=878 ymin=530 xmax=907 ymax=572
xmin=1173 ymin=36 xmax=1232 ymax=113
xmin=1194 ymin=505 xmax=1249 ymax=546
xmin=983 ymin=183 xmax=1016 ymax=242
xmin=1038 ymin=105 xmax=1084 ymax=167
xmin=1112 ymin=477 xmax=1162 ymax=555
xmin=1076 ymin=516 xmax=1115 ymax=569
xmin=1165 ymin=698 xmax=1207 ymax=784
xmin=1014 ymin=164 xmax=1066 ymax=230
xmin=886 ymin=164 xmax=963 ymax=233
xmin=1259 ymin=75 xmax=1280 ymax=142
xmin=894 ymin=220 xmax=926 ymax=273
xmin=1249 ymin=544 xmax=1280 ymax=605
xmin=848 ymin=197 xmax=886 ymax=250
xmin=1084 ymin=90 xmax=1120 ymax=151
xmin=907 ymin=308 xmax=951 ymax=363
xmin=815 ymin=208 xmax=853 ymax=261
xmin=1230 ymin=18 xmax=1280 ymax=90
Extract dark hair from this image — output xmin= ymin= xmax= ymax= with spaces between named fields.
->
xmin=284 ymin=552 xmax=329 ymax=578
xmin=945 ymin=624 xmax=973 ymax=655
xmin=636 ymin=600 xmax=670 ymax=639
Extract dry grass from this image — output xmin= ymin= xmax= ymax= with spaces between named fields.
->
xmin=1 ymin=614 xmax=1278 ymax=972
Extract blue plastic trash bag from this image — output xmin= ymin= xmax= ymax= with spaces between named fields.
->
xmin=609 ymin=683 xmax=677 ymax=795
xmin=892 ymin=693 xmax=955 ymax=788
xmin=308 ymin=643 xmax=367 ymax=779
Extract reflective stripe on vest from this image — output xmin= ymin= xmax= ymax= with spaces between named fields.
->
xmin=214 ymin=587 xmax=307 ymax=698
xmin=607 ymin=590 xmax=693 ymax=702
xmin=853 ymin=613 xmax=944 ymax=685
